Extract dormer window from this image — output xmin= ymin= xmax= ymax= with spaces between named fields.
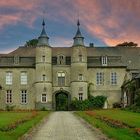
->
xmin=101 ymin=56 xmax=107 ymax=66
xmin=57 ymin=55 xmax=65 ymax=65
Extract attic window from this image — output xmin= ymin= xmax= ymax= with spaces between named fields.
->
xmin=101 ymin=56 xmax=107 ymax=66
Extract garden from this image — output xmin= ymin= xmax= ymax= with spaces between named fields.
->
xmin=76 ymin=109 xmax=140 ymax=140
xmin=0 ymin=111 xmax=50 ymax=140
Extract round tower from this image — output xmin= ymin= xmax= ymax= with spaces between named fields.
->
xmin=35 ymin=20 xmax=52 ymax=110
xmin=71 ymin=20 xmax=88 ymax=100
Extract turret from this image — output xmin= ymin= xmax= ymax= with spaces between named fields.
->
xmin=71 ymin=20 xmax=88 ymax=101
xmin=35 ymin=20 xmax=52 ymax=110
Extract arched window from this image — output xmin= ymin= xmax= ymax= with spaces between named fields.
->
xmin=57 ymin=72 xmax=65 ymax=86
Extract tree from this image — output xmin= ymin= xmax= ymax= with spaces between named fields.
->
xmin=25 ymin=39 xmax=38 ymax=47
xmin=116 ymin=42 xmax=138 ymax=47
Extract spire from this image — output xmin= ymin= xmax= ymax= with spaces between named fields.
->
xmin=38 ymin=19 xmax=49 ymax=46
xmin=73 ymin=19 xmax=84 ymax=46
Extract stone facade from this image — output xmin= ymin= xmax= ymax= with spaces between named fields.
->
xmin=0 ymin=20 xmax=140 ymax=110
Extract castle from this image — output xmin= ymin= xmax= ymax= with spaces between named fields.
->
xmin=0 ymin=20 xmax=139 ymax=110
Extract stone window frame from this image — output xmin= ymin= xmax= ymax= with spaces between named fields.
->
xmin=6 ymin=90 xmax=12 ymax=104
xmin=111 ymin=72 xmax=117 ymax=85
xmin=79 ymin=93 xmax=83 ymax=101
xmin=42 ymin=74 xmax=47 ymax=81
xmin=96 ymin=72 xmax=104 ymax=85
xmin=6 ymin=71 xmax=12 ymax=85
xmin=57 ymin=54 xmax=65 ymax=65
xmin=21 ymin=71 xmax=27 ymax=85
xmin=42 ymin=55 xmax=46 ymax=62
xmin=21 ymin=90 xmax=27 ymax=104
xmin=41 ymin=94 xmax=47 ymax=103
xmin=101 ymin=56 xmax=108 ymax=66
xmin=78 ymin=74 xmax=83 ymax=81
xmin=57 ymin=71 xmax=66 ymax=86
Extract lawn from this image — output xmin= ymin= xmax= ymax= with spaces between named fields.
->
xmin=0 ymin=111 xmax=50 ymax=140
xmin=76 ymin=109 xmax=140 ymax=140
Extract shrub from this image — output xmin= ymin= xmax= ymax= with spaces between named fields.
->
xmin=113 ymin=102 xmax=123 ymax=108
xmin=5 ymin=105 xmax=15 ymax=111
xmin=70 ymin=95 xmax=107 ymax=111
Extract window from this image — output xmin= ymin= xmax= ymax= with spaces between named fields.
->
xmin=6 ymin=72 xmax=12 ymax=85
xmin=41 ymin=94 xmax=47 ymax=103
xmin=6 ymin=90 xmax=12 ymax=103
xmin=78 ymin=74 xmax=83 ymax=81
xmin=42 ymin=56 xmax=45 ymax=62
xmin=79 ymin=55 xmax=82 ymax=62
xmin=58 ymin=72 xmax=65 ymax=86
xmin=96 ymin=72 xmax=104 ymax=85
xmin=21 ymin=90 xmax=27 ymax=104
xmin=111 ymin=72 xmax=117 ymax=85
xmin=101 ymin=56 xmax=107 ymax=66
xmin=57 ymin=55 xmax=65 ymax=65
xmin=21 ymin=72 xmax=27 ymax=85
xmin=14 ymin=56 xmax=19 ymax=64
xmin=79 ymin=93 xmax=83 ymax=101
xmin=42 ymin=74 xmax=46 ymax=81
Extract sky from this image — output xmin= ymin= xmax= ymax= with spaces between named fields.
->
xmin=0 ymin=0 xmax=140 ymax=53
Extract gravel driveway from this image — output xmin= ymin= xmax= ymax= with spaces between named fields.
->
xmin=31 ymin=111 xmax=108 ymax=140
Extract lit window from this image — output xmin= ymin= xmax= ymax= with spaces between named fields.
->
xmin=41 ymin=94 xmax=47 ymax=103
xmin=111 ymin=72 xmax=117 ymax=85
xmin=79 ymin=55 xmax=82 ymax=62
xmin=58 ymin=72 xmax=65 ymax=86
xmin=78 ymin=74 xmax=83 ymax=81
xmin=79 ymin=93 xmax=83 ymax=101
xmin=21 ymin=72 xmax=27 ymax=85
xmin=42 ymin=56 xmax=45 ymax=62
xmin=101 ymin=56 xmax=107 ymax=66
xmin=96 ymin=72 xmax=104 ymax=85
xmin=21 ymin=90 xmax=27 ymax=104
xmin=6 ymin=72 xmax=12 ymax=85
xmin=6 ymin=90 xmax=12 ymax=103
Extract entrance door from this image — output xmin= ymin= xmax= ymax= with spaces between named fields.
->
xmin=55 ymin=92 xmax=68 ymax=111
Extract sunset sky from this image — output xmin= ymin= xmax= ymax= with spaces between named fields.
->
xmin=0 ymin=0 xmax=140 ymax=53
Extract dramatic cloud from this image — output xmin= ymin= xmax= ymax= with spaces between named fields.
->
xmin=0 ymin=0 xmax=140 ymax=53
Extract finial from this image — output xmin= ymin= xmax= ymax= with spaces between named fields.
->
xmin=42 ymin=19 xmax=45 ymax=26
xmin=77 ymin=19 xmax=80 ymax=26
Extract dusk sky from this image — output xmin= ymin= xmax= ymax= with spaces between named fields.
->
xmin=0 ymin=0 xmax=140 ymax=53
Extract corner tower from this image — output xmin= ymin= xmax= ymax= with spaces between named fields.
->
xmin=35 ymin=20 xmax=52 ymax=110
xmin=71 ymin=20 xmax=88 ymax=100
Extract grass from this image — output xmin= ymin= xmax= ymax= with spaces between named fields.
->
xmin=76 ymin=109 xmax=140 ymax=140
xmin=0 ymin=111 xmax=50 ymax=140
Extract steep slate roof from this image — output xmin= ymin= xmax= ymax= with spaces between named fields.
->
xmin=0 ymin=46 xmax=140 ymax=69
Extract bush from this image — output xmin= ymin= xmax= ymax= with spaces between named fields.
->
xmin=5 ymin=105 xmax=15 ymax=111
xmin=113 ymin=102 xmax=123 ymax=108
xmin=70 ymin=95 xmax=107 ymax=111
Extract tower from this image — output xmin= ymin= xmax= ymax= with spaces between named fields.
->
xmin=35 ymin=20 xmax=52 ymax=110
xmin=71 ymin=20 xmax=88 ymax=100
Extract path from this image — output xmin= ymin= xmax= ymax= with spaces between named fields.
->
xmin=31 ymin=111 xmax=107 ymax=140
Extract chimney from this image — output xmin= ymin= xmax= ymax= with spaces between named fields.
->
xmin=89 ymin=43 xmax=94 ymax=47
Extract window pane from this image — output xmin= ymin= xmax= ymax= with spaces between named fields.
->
xmin=21 ymin=90 xmax=27 ymax=103
xmin=6 ymin=72 xmax=12 ymax=85
xmin=79 ymin=93 xmax=83 ymax=101
xmin=96 ymin=72 xmax=104 ymax=85
xmin=21 ymin=72 xmax=27 ymax=85
xmin=6 ymin=90 xmax=12 ymax=103
xmin=41 ymin=94 xmax=47 ymax=102
xmin=111 ymin=72 xmax=117 ymax=85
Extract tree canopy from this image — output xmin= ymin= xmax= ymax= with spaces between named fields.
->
xmin=116 ymin=42 xmax=138 ymax=47
xmin=25 ymin=39 xmax=38 ymax=47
